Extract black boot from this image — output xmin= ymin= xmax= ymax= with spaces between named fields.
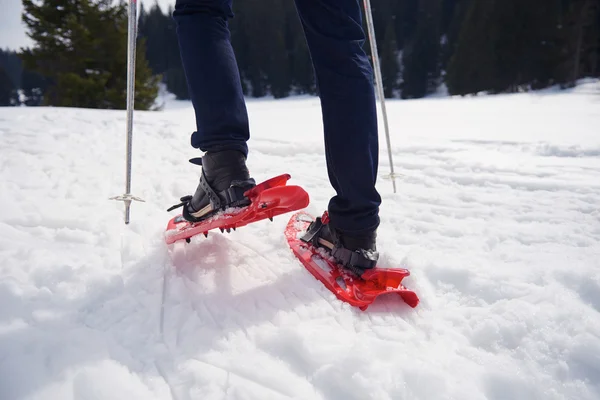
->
xmin=172 ymin=150 xmax=256 ymax=222
xmin=301 ymin=212 xmax=379 ymax=275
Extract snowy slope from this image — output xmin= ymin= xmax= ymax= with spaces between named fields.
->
xmin=1 ymin=81 xmax=600 ymax=400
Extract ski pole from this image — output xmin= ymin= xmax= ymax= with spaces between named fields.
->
xmin=110 ymin=0 xmax=144 ymax=223
xmin=362 ymin=0 xmax=397 ymax=193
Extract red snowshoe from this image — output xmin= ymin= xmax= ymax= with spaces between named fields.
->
xmin=285 ymin=211 xmax=419 ymax=310
xmin=165 ymin=174 xmax=309 ymax=244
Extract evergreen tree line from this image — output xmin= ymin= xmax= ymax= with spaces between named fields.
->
xmin=1 ymin=0 xmax=159 ymax=109
xmin=141 ymin=0 xmax=600 ymax=100
xmin=0 ymin=48 xmax=48 ymax=106
xmin=1 ymin=0 xmax=599 ymax=108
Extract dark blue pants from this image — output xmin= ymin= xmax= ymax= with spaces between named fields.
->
xmin=173 ymin=0 xmax=381 ymax=235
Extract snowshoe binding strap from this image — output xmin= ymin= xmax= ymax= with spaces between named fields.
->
xmin=301 ymin=215 xmax=378 ymax=274
xmin=167 ymin=195 xmax=193 ymax=212
xmin=165 ymin=170 xmax=223 ymax=215
xmin=300 ymin=216 xmax=325 ymax=244
xmin=331 ymin=247 xmax=378 ymax=276
xmin=168 ymin=169 xmax=256 ymax=223
xmin=196 ymin=168 xmax=224 ymax=211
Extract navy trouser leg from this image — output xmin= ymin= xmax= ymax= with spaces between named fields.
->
xmin=173 ymin=0 xmax=249 ymax=157
xmin=294 ymin=0 xmax=381 ymax=234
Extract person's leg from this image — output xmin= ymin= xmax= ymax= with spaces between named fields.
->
xmin=172 ymin=1 xmax=254 ymax=222
xmin=173 ymin=0 xmax=249 ymax=156
xmin=293 ymin=0 xmax=381 ymax=236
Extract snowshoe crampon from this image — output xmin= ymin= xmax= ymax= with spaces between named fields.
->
xmin=165 ymin=174 xmax=309 ymax=244
xmin=285 ymin=211 xmax=419 ymax=310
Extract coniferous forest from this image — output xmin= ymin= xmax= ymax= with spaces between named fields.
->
xmin=1 ymin=0 xmax=599 ymax=108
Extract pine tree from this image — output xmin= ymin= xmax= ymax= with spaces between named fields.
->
xmin=21 ymin=0 xmax=159 ymax=109
xmin=139 ymin=3 xmax=188 ymax=99
xmin=0 ymin=50 xmax=23 ymax=91
xmin=139 ymin=3 xmax=170 ymax=75
xmin=438 ymin=0 xmax=464 ymax=73
xmin=371 ymin=0 xmax=395 ymax=51
xmin=233 ymin=0 xmax=290 ymax=97
xmin=559 ymin=0 xmax=600 ymax=85
xmin=0 ymin=65 xmax=16 ymax=106
xmin=229 ymin=2 xmax=250 ymax=95
xmin=266 ymin=0 xmax=290 ymax=98
xmin=381 ymin=19 xmax=399 ymax=98
xmin=287 ymin=26 xmax=315 ymax=94
xmin=446 ymin=0 xmax=565 ymax=95
xmin=163 ymin=5 xmax=187 ymax=98
xmin=393 ymin=0 xmax=420 ymax=49
xmin=445 ymin=1 xmax=500 ymax=95
xmin=401 ymin=0 xmax=443 ymax=98
xmin=284 ymin=3 xmax=315 ymax=95
xmin=21 ymin=68 xmax=47 ymax=106
xmin=165 ymin=67 xmax=189 ymax=99
xmin=233 ymin=1 xmax=267 ymax=97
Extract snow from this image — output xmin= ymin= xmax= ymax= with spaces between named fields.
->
xmin=1 ymin=79 xmax=600 ymax=400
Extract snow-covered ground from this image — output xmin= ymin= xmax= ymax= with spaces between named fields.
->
xmin=1 ymin=81 xmax=599 ymax=400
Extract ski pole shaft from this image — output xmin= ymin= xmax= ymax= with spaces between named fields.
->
xmin=125 ymin=0 xmax=137 ymax=202
xmin=362 ymin=0 xmax=397 ymax=193
xmin=110 ymin=0 xmax=144 ymax=223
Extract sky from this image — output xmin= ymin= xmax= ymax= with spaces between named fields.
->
xmin=0 ymin=0 xmax=172 ymax=51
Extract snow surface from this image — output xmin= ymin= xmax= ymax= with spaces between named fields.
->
xmin=1 ymin=80 xmax=600 ymax=400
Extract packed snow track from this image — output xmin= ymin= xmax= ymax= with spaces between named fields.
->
xmin=1 ymin=81 xmax=599 ymax=399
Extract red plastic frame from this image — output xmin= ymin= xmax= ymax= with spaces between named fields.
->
xmin=165 ymin=174 xmax=309 ymax=245
xmin=285 ymin=211 xmax=419 ymax=310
